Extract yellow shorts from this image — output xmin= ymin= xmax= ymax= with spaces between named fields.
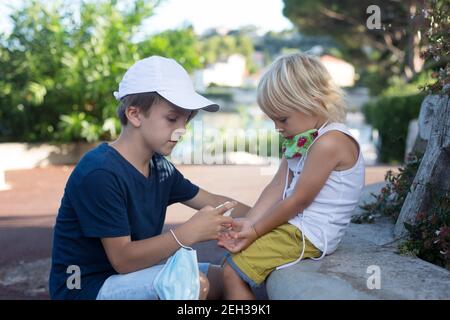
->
xmin=224 ymin=223 xmax=321 ymax=287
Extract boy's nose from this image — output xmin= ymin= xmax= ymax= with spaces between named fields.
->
xmin=170 ymin=128 xmax=186 ymax=141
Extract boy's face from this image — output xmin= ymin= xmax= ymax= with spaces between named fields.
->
xmin=139 ymin=100 xmax=192 ymax=156
xmin=269 ymin=111 xmax=319 ymax=138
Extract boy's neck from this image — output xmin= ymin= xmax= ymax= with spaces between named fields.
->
xmin=314 ymin=117 xmax=329 ymax=130
xmin=109 ymin=132 xmax=153 ymax=178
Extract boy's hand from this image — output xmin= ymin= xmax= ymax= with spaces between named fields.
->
xmin=182 ymin=201 xmax=236 ymax=243
xmin=217 ymin=218 xmax=258 ymax=253
xmin=217 ymin=228 xmax=235 ymax=248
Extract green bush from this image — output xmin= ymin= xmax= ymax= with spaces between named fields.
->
xmin=352 ymin=153 xmax=422 ymax=224
xmin=202 ymin=91 xmax=233 ymax=103
xmin=399 ymin=192 xmax=450 ymax=270
xmin=363 ymin=93 xmax=425 ymax=163
xmin=0 ymin=0 xmax=202 ymax=143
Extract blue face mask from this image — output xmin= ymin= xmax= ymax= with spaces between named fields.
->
xmin=153 ymin=237 xmax=200 ymax=300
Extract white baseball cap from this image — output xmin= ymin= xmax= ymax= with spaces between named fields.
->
xmin=113 ymin=56 xmax=219 ymax=112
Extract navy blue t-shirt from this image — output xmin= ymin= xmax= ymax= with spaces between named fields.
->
xmin=49 ymin=142 xmax=199 ymax=300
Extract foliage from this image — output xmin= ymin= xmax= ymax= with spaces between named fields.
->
xmin=282 ymin=0 xmax=445 ymax=95
xmin=202 ymin=87 xmax=233 ymax=103
xmin=141 ymin=27 xmax=202 ymax=72
xmin=0 ymin=0 xmax=202 ymax=143
xmin=399 ymin=192 xmax=450 ymax=270
xmin=352 ymin=152 xmax=450 ymax=270
xmin=283 ymin=1 xmax=419 ymax=78
xmin=254 ymin=29 xmax=336 ymax=63
xmin=198 ymin=31 xmax=256 ymax=74
xmin=352 ymin=153 xmax=422 ymax=224
xmin=363 ymin=91 xmax=425 ymax=163
xmin=419 ymin=0 xmax=449 ymax=93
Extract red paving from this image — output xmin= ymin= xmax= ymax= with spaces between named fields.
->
xmin=0 ymin=164 xmax=396 ymax=299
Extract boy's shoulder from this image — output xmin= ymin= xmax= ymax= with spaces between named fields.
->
xmin=316 ymin=123 xmax=358 ymax=150
xmin=310 ymin=125 xmax=360 ymax=169
xmin=69 ymin=143 xmax=122 ymax=184
xmin=71 ymin=143 xmax=176 ymax=182
xmin=308 ymin=132 xmax=343 ymax=162
xmin=318 ymin=130 xmax=350 ymax=146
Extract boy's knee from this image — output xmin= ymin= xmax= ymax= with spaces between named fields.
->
xmin=199 ymin=272 xmax=209 ymax=300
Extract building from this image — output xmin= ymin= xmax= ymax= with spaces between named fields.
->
xmin=319 ymin=55 xmax=355 ymax=87
xmin=193 ymin=54 xmax=247 ymax=89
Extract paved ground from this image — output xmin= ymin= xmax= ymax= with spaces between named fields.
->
xmin=0 ymin=164 xmax=394 ymax=299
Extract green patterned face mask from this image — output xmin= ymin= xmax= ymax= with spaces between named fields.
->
xmin=282 ymin=128 xmax=319 ymax=159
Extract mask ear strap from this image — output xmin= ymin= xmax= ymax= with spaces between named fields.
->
xmin=319 ymin=121 xmax=329 ymax=131
xmin=170 ymin=229 xmax=193 ymax=250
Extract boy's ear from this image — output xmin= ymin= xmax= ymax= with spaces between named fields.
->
xmin=125 ymin=106 xmax=142 ymax=128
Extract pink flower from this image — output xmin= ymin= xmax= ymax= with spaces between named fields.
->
xmin=440 ymin=227 xmax=450 ymax=239
xmin=293 ymin=152 xmax=302 ymax=158
xmin=416 ymin=211 xmax=426 ymax=221
xmin=297 ymin=137 xmax=307 ymax=147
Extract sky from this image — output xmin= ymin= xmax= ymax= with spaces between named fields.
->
xmin=0 ymin=0 xmax=293 ymax=36
xmin=143 ymin=0 xmax=293 ymax=35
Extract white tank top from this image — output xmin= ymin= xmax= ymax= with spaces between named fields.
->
xmin=278 ymin=122 xmax=365 ymax=270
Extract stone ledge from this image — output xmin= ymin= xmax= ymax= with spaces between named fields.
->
xmin=266 ymin=184 xmax=450 ymax=300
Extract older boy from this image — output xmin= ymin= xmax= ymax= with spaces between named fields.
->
xmin=49 ymin=56 xmax=250 ymax=300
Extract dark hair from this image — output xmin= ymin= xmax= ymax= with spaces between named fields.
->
xmin=116 ymin=91 xmax=198 ymax=125
xmin=116 ymin=91 xmax=165 ymax=125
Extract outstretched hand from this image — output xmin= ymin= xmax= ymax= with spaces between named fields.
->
xmin=184 ymin=201 xmax=237 ymax=243
xmin=217 ymin=218 xmax=259 ymax=253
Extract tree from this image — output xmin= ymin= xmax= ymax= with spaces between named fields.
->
xmin=0 ymin=0 xmax=202 ymax=142
xmin=282 ymin=0 xmax=431 ymax=93
xmin=198 ymin=31 xmax=256 ymax=74
xmin=420 ymin=0 xmax=449 ymax=93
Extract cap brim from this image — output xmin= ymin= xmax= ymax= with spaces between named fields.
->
xmin=158 ymin=89 xmax=219 ymax=112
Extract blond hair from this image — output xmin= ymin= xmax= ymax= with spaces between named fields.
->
xmin=257 ymin=53 xmax=347 ymax=123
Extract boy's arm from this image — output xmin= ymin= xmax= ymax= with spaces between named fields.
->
xmin=101 ymin=203 xmax=235 ymax=274
xmin=182 ymin=158 xmax=288 ymax=220
xmin=252 ymin=135 xmax=340 ymax=238
xmin=102 ymin=233 xmax=184 ymax=274
xmin=244 ymin=158 xmax=288 ymax=223
xmin=182 ymin=188 xmax=251 ymax=218
xmin=224 ymin=137 xmax=341 ymax=253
